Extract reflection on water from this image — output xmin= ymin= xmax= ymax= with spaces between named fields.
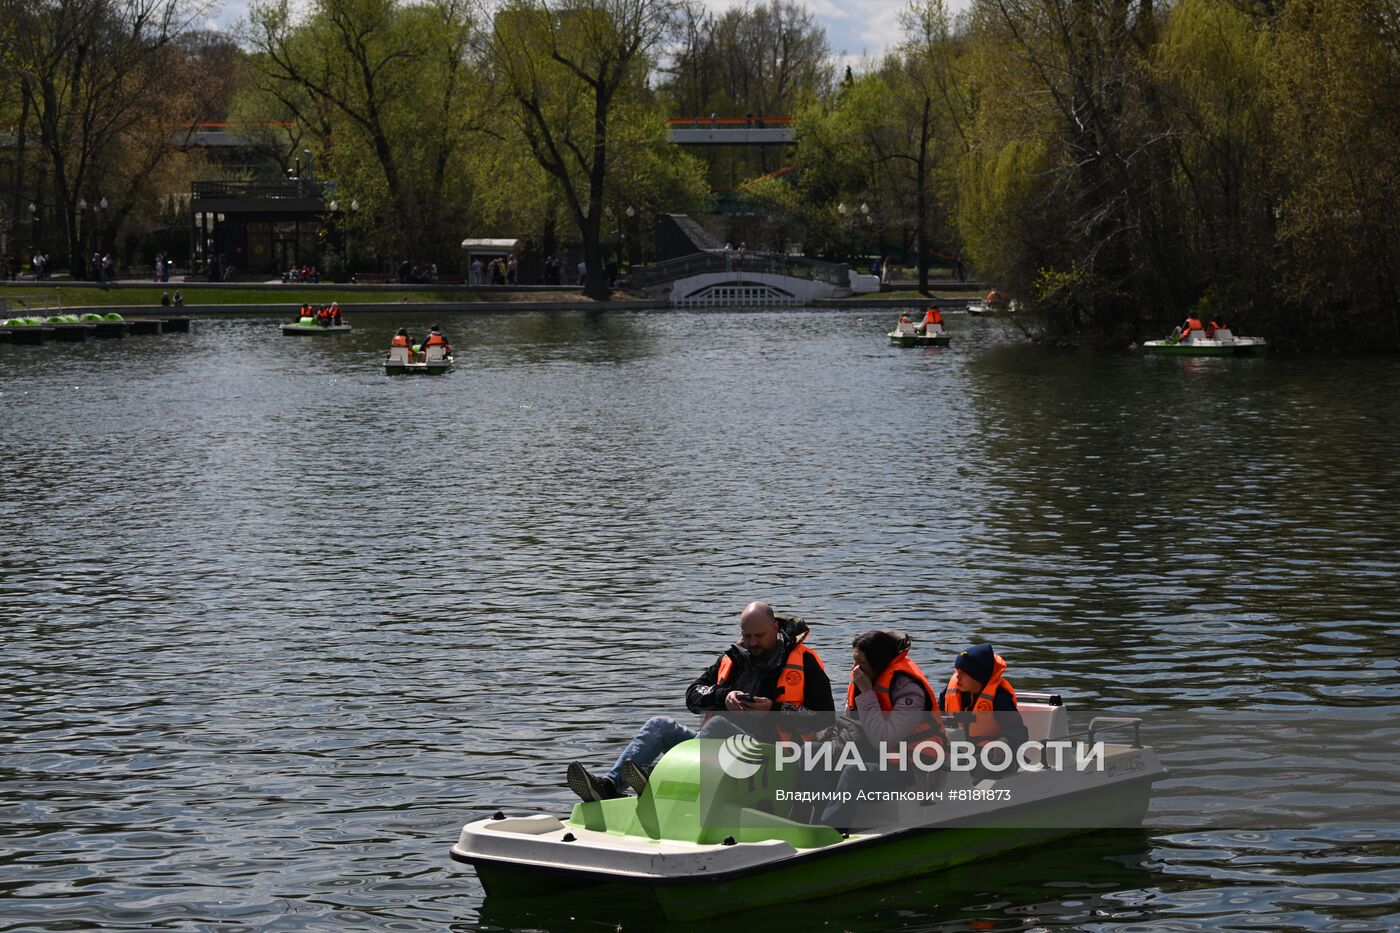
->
xmin=1 ymin=311 xmax=1397 ymax=931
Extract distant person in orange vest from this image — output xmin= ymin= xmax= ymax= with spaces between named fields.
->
xmin=917 ymin=306 xmax=943 ymax=334
xmin=1173 ymin=313 xmax=1204 ymax=342
xmin=1205 ymin=319 xmax=1225 ymax=339
xmin=390 ymin=328 xmax=411 ymax=349
xmin=315 ymin=305 xmax=331 ymax=326
xmin=421 ymin=324 xmax=450 ymax=356
xmin=329 ymin=302 xmax=342 ymax=326
xmin=938 ymin=643 xmax=1028 ymax=769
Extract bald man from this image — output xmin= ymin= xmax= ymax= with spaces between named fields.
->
xmin=567 ymin=601 xmax=834 ymax=802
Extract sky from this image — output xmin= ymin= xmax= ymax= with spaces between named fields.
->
xmin=208 ymin=0 xmax=973 ymax=74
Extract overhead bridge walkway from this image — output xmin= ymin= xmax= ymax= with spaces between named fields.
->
xmin=666 ymin=116 xmax=795 ymax=146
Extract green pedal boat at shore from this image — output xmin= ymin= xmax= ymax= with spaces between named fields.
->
xmin=451 ymin=696 xmax=1164 ymax=921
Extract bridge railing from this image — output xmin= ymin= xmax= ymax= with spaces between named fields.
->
xmin=631 ymin=250 xmax=849 ymax=289
xmin=191 ymin=180 xmax=326 ymax=200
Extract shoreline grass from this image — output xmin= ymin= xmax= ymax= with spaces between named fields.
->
xmin=0 ymin=286 xmax=606 ymax=311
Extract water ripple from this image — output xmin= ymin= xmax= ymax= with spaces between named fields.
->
xmin=2 ymin=312 xmax=1398 ymax=930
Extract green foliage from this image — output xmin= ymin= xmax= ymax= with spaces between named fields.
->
xmin=659 ymin=0 xmax=833 ymax=116
xmin=487 ymin=0 xmax=682 ymax=298
xmin=1267 ymin=0 xmax=1400 ymax=341
xmin=1151 ymin=0 xmax=1274 ymax=306
xmin=244 ymin=0 xmax=485 ymax=264
xmin=956 ymin=138 xmax=1051 ymax=294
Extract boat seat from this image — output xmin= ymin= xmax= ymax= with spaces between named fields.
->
xmin=1018 ymin=702 xmax=1068 ymax=744
xmin=895 ymin=321 xmax=919 ymax=335
xmin=1213 ymin=328 xmax=1233 ymax=340
xmin=387 ymin=346 xmax=410 ymax=364
xmin=424 ymin=345 xmax=448 ymax=363
xmin=1013 ymin=701 xmax=1068 ymax=767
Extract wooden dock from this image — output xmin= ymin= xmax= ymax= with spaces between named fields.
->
xmin=0 ymin=317 xmax=190 ymax=345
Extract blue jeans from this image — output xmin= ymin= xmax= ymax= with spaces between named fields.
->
xmin=819 ymin=760 xmax=920 ymax=829
xmin=604 ymin=715 xmax=746 ymax=787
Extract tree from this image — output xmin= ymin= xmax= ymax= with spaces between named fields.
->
xmin=1268 ymin=0 xmax=1400 ymax=346
xmin=659 ymin=0 xmax=832 ymax=117
xmin=488 ymin=0 xmax=677 ymax=299
xmin=658 ymin=0 xmax=832 ymax=191
xmin=957 ymin=0 xmax=1172 ymax=338
xmin=244 ymin=0 xmax=483 ymax=262
xmin=1 ymin=0 xmax=193 ymax=274
xmin=874 ymin=0 xmax=969 ymax=292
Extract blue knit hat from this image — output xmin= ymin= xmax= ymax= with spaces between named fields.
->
xmin=954 ymin=643 xmax=996 ymax=685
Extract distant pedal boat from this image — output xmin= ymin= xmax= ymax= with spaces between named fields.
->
xmin=888 ymin=320 xmax=951 ymax=347
xmin=1142 ymin=327 xmax=1266 ymax=356
xmin=386 ymin=344 xmax=454 ymax=375
xmin=282 ymin=315 xmax=350 ymax=335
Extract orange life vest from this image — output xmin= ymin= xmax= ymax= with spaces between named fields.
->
xmin=1182 ymin=317 xmax=1203 ymax=333
xmin=716 ymin=642 xmax=827 ymax=741
xmin=424 ymin=332 xmax=448 ymax=347
xmin=942 ymin=655 xmax=1017 ymax=745
xmin=845 ymin=651 xmax=946 ymax=764
xmin=390 ymin=334 xmax=410 ymax=348
xmin=923 ymin=309 xmax=942 ymax=325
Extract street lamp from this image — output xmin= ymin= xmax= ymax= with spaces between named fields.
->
xmin=344 ymin=197 xmax=355 ymax=277
xmin=76 ymin=198 xmax=89 ymax=278
xmin=623 ymin=205 xmax=636 ymax=270
xmin=324 ymin=201 xmax=340 ymax=278
xmin=96 ymin=198 xmax=107 ymax=269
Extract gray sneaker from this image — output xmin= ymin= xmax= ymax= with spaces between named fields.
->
xmin=566 ymin=761 xmax=620 ymax=802
xmin=620 ymin=759 xmax=653 ymax=796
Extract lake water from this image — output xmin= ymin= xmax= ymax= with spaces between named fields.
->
xmin=2 ymin=309 xmax=1398 ymax=931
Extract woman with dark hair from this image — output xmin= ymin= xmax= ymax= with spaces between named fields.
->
xmin=847 ymin=630 xmax=944 ymax=755
xmin=822 ymin=631 xmax=945 ymax=828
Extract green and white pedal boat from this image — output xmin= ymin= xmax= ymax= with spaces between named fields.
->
xmin=282 ymin=316 xmax=351 ymax=335
xmin=1142 ymin=327 xmax=1265 ymax=356
xmin=385 ymin=344 xmax=454 ymax=375
xmin=452 ymin=698 xmax=1164 ymax=920
xmin=888 ymin=322 xmax=951 ymax=347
